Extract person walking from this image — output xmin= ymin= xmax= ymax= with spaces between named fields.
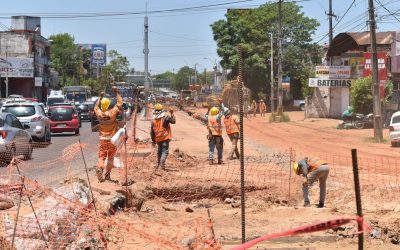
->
xmin=251 ymin=100 xmax=258 ymax=117
xmin=293 ymin=157 xmax=330 ymax=208
xmin=150 ymin=103 xmax=176 ymax=170
xmin=223 ymin=109 xmax=240 ymax=160
xmin=259 ymin=99 xmax=267 ymax=117
xmin=206 ymin=106 xmax=224 ymax=165
xmin=94 ymin=86 xmax=122 ymax=182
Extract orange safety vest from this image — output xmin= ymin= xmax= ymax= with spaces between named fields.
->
xmin=208 ymin=116 xmax=222 ymax=136
xmin=224 ymin=116 xmax=239 ymax=135
xmin=153 ymin=117 xmax=172 ymax=143
xmin=307 ymin=157 xmax=327 ymax=172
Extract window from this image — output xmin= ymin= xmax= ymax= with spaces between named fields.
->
xmin=5 ymin=115 xmax=13 ymax=126
xmin=392 ymin=115 xmax=400 ymax=124
xmin=2 ymin=105 xmax=36 ymax=117
xmin=10 ymin=115 xmax=23 ymax=129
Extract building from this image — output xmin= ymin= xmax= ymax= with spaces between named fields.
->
xmin=306 ymin=31 xmax=399 ymax=118
xmin=0 ymin=16 xmax=51 ymax=100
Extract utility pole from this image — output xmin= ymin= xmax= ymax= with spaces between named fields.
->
xmin=5 ymin=46 xmax=8 ymax=97
xmin=194 ymin=64 xmax=197 ymax=84
xmin=277 ymin=0 xmax=283 ymax=115
xmin=368 ymin=0 xmax=383 ymax=142
xmin=327 ymin=0 xmax=336 ymax=46
xmin=144 ymin=6 xmax=150 ymax=101
xmin=204 ymin=68 xmax=207 ymax=86
xmin=270 ymin=33 xmax=275 ymax=114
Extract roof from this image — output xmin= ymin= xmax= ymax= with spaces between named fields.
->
xmin=327 ymin=31 xmax=394 ymax=57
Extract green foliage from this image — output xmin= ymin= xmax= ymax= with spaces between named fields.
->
xmin=49 ymin=33 xmax=80 ymax=87
xmin=300 ymin=66 xmax=315 ymax=98
xmin=154 ymin=71 xmax=175 ymax=81
xmin=172 ymin=66 xmax=194 ymax=91
xmin=350 ymin=77 xmax=373 ymax=114
xmin=107 ymin=50 xmax=130 ymax=82
xmin=210 ymin=2 xmax=320 ymax=98
xmin=269 ymin=112 xmax=290 ymax=122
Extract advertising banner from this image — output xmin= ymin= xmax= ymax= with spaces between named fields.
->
xmin=308 ymin=78 xmax=353 ymax=88
xmin=363 ymin=52 xmax=388 ymax=81
xmin=91 ymin=44 xmax=107 ymax=66
xmin=0 ymin=57 xmax=33 ymax=78
xmin=315 ymin=66 xmax=351 ymax=79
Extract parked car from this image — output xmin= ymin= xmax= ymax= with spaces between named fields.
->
xmin=0 ymin=113 xmax=33 ymax=163
xmin=77 ymin=102 xmax=94 ymax=121
xmin=48 ymin=106 xmax=80 ymax=135
xmin=1 ymin=102 xmax=51 ymax=142
xmin=7 ymin=94 xmax=24 ymax=99
xmin=389 ymin=111 xmax=400 ymax=147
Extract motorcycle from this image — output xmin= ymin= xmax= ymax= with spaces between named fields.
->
xmin=342 ymin=113 xmax=373 ymax=129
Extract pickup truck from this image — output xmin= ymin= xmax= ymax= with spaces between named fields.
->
xmin=293 ymin=100 xmax=305 ymax=111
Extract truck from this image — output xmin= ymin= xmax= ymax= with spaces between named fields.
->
xmin=63 ymin=86 xmax=91 ymax=104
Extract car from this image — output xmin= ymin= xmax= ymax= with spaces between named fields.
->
xmin=77 ymin=102 xmax=94 ymax=121
xmin=48 ymin=103 xmax=82 ymax=127
xmin=0 ymin=113 xmax=33 ymax=163
xmin=47 ymin=96 xmax=66 ymax=107
xmin=389 ymin=111 xmax=400 ymax=147
xmin=1 ymin=102 xmax=51 ymax=142
xmin=7 ymin=94 xmax=24 ymax=99
xmin=48 ymin=106 xmax=80 ymax=135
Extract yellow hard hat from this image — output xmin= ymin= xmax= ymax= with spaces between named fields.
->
xmin=101 ymin=98 xmax=111 ymax=111
xmin=210 ymin=107 xmax=219 ymax=116
xmin=293 ymin=162 xmax=300 ymax=175
xmin=154 ymin=103 xmax=163 ymax=111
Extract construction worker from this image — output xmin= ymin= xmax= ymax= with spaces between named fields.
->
xmin=293 ymin=157 xmax=330 ymax=208
xmin=251 ymin=100 xmax=258 ymax=117
xmin=259 ymin=99 xmax=267 ymax=117
xmin=150 ymin=103 xmax=176 ymax=170
xmin=94 ymin=86 xmax=122 ymax=182
xmin=224 ymin=109 xmax=240 ymax=160
xmin=206 ymin=105 xmax=225 ymax=165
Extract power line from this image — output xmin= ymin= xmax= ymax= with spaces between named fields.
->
xmin=149 ymin=30 xmax=210 ymax=42
xmin=376 ymin=0 xmax=400 ymax=23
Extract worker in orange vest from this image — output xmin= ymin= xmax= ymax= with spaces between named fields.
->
xmin=293 ymin=157 xmax=330 ymax=208
xmin=224 ymin=109 xmax=240 ymax=160
xmin=150 ymin=103 xmax=176 ymax=170
xmin=94 ymin=86 xmax=122 ymax=182
xmin=251 ymin=100 xmax=258 ymax=117
xmin=206 ymin=105 xmax=224 ymax=165
xmin=259 ymin=99 xmax=267 ymax=117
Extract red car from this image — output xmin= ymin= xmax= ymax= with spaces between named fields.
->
xmin=48 ymin=106 xmax=80 ymax=135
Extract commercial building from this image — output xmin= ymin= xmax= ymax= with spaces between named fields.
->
xmin=0 ymin=16 xmax=51 ymax=100
xmin=306 ymin=31 xmax=399 ymax=118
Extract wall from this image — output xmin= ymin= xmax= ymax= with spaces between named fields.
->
xmin=305 ymin=88 xmax=330 ymax=118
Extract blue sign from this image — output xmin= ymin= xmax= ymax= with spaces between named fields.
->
xmin=91 ymin=44 xmax=107 ymax=66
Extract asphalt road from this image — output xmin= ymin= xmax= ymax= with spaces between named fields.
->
xmin=0 ymin=120 xmax=99 ymax=187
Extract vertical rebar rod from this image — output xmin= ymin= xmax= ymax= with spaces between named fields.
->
xmin=14 ymin=159 xmax=48 ymax=248
xmin=237 ymin=44 xmax=246 ymax=243
xmin=78 ymin=139 xmax=97 ymax=213
xmin=288 ymin=147 xmax=292 ymax=200
xmin=351 ymin=149 xmax=364 ymax=250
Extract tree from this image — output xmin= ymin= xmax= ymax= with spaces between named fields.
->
xmin=107 ymin=50 xmax=130 ymax=82
xmin=210 ymin=2 xmax=320 ymax=100
xmin=154 ymin=71 xmax=175 ymax=82
xmin=172 ymin=66 xmax=194 ymax=91
xmin=49 ymin=33 xmax=80 ymax=87
xmin=351 ymin=77 xmax=393 ymax=114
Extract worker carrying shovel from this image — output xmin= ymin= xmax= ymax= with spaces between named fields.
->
xmin=293 ymin=157 xmax=330 ymax=208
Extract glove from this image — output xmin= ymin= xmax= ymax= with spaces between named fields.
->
xmin=302 ymin=181 xmax=309 ymax=187
xmin=207 ymin=134 xmax=213 ymax=141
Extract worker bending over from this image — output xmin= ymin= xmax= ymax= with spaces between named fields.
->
xmin=150 ymin=103 xmax=176 ymax=170
xmin=293 ymin=157 xmax=330 ymax=208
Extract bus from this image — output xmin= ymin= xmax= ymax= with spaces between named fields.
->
xmin=63 ymin=86 xmax=91 ymax=104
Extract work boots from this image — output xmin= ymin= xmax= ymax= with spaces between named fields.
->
xmin=218 ymin=159 xmax=224 ymax=165
xmin=209 ymin=159 xmax=214 ymax=165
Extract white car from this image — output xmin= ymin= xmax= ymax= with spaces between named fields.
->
xmin=1 ymin=102 xmax=51 ymax=142
xmin=389 ymin=111 xmax=400 ymax=147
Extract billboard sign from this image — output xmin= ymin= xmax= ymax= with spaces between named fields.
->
xmin=0 ymin=57 xmax=33 ymax=78
xmin=308 ymin=78 xmax=353 ymax=88
xmin=91 ymin=44 xmax=107 ymax=66
xmin=34 ymin=77 xmax=42 ymax=87
xmin=363 ymin=52 xmax=388 ymax=81
xmin=315 ymin=66 xmax=351 ymax=79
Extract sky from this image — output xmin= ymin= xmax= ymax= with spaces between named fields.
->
xmin=0 ymin=0 xmax=398 ymax=75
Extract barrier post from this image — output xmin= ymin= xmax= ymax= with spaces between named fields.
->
xmin=288 ymin=147 xmax=293 ymax=200
xmin=351 ymin=149 xmax=364 ymax=250
xmin=78 ymin=139 xmax=97 ymax=214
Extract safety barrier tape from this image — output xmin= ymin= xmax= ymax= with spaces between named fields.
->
xmin=230 ymin=217 xmax=371 ymax=250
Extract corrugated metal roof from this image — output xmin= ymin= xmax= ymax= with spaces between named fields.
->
xmin=346 ymin=31 xmax=393 ymax=45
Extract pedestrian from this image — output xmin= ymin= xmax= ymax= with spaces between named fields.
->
xmin=94 ymin=86 xmax=123 ymax=182
xmin=223 ymin=109 xmax=240 ymax=160
xmin=259 ymin=99 xmax=267 ymax=117
xmin=206 ymin=105 xmax=224 ymax=165
xmin=251 ymin=100 xmax=258 ymax=117
xmin=150 ymin=103 xmax=176 ymax=170
xmin=293 ymin=157 xmax=330 ymax=208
